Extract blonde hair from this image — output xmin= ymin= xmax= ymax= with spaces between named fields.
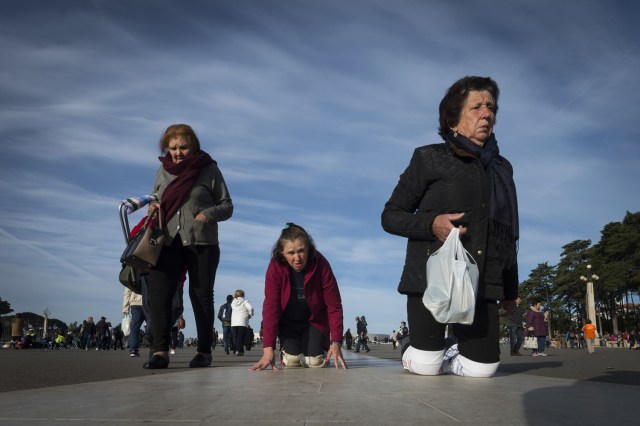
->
xmin=234 ymin=289 xmax=245 ymax=298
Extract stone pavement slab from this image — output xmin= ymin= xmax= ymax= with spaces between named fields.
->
xmin=0 ymin=347 xmax=638 ymax=425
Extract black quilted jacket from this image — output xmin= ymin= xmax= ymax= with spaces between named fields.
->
xmin=381 ymin=138 xmax=518 ymax=301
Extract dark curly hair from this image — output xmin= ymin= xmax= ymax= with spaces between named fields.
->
xmin=438 ymin=76 xmax=499 ymax=139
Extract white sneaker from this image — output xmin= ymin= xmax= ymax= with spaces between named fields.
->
xmin=301 ymin=354 xmax=326 ymax=368
xmin=537 ymin=352 xmax=548 ymax=356
xmin=170 ymin=349 xmax=176 ymax=355
xmin=281 ymin=351 xmax=302 ymax=367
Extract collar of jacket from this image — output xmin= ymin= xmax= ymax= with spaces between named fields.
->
xmin=446 ymin=138 xmax=478 ymax=160
xmin=302 ymin=255 xmax=320 ymax=282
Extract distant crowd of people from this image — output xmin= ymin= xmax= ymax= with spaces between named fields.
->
xmin=3 ymin=311 xmax=232 ymax=353
xmin=553 ymin=329 xmax=639 ymax=350
xmin=5 ymin=313 xmax=129 ymax=351
xmin=503 ymin=296 xmax=639 ymax=356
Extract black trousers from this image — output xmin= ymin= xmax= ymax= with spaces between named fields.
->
xmin=141 ymin=273 xmax=184 ymax=344
xmin=148 ymin=238 xmax=219 ymax=354
xmin=407 ymin=293 xmax=500 ymax=364
xmin=508 ymin=325 xmax=523 ymax=354
xmin=279 ymin=320 xmax=325 ymax=357
xmin=231 ymin=326 xmax=247 ymax=354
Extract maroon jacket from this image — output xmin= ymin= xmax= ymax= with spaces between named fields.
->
xmin=525 ymin=307 xmax=547 ymax=337
xmin=261 ymin=251 xmax=344 ymax=349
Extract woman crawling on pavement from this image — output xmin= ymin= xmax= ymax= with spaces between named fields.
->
xmin=250 ymin=223 xmax=347 ymax=371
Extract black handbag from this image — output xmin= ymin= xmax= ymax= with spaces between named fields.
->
xmin=118 ymin=264 xmax=143 ymax=294
xmin=120 ymin=208 xmax=165 ymax=269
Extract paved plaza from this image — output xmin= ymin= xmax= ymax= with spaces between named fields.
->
xmin=1 ymin=343 xmax=638 ymax=425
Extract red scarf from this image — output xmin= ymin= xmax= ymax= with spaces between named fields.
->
xmin=158 ymin=150 xmax=215 ymax=228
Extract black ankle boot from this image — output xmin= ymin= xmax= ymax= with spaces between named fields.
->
xmin=143 ymin=354 xmax=169 ymax=369
xmin=189 ymin=353 xmax=212 ymax=368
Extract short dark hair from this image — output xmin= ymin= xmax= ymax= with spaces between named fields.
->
xmin=271 ymin=223 xmax=317 ymax=264
xmin=438 ymin=76 xmax=500 ymax=139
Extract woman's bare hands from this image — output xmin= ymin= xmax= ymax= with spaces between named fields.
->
xmin=249 ymin=347 xmax=280 ymax=371
xmin=325 ymin=342 xmax=348 ymax=370
xmin=432 ymin=212 xmax=468 ymax=242
xmin=148 ymin=201 xmax=160 ymax=215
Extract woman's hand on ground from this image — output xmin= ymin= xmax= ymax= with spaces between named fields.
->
xmin=249 ymin=347 xmax=280 ymax=371
xmin=325 ymin=342 xmax=348 ymax=370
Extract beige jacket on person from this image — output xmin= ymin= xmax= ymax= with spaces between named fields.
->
xmin=122 ymin=287 xmax=143 ymax=314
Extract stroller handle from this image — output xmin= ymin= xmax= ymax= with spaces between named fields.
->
xmin=118 ymin=194 xmax=159 ymax=243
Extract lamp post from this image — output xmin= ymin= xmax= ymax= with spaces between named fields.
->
xmin=544 ymin=282 xmax=553 ymax=346
xmin=43 ymin=308 xmax=51 ymax=340
xmin=580 ymin=265 xmax=599 ymax=330
xmin=629 ymin=269 xmax=637 ymax=327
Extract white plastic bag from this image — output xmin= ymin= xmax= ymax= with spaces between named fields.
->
xmin=523 ymin=335 xmax=537 ymax=349
xmin=122 ymin=314 xmax=131 ymax=337
xmin=422 ymin=227 xmax=479 ymax=325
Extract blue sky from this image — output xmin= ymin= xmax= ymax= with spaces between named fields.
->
xmin=1 ymin=0 xmax=639 ymax=338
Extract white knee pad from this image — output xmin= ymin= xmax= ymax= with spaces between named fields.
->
xmin=402 ymin=346 xmax=444 ymax=376
xmin=447 ymin=354 xmax=499 ymax=378
xmin=281 ymin=351 xmax=302 ymax=367
xmin=300 ymin=354 xmax=325 ymax=368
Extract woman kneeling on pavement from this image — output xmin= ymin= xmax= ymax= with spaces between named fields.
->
xmin=250 ymin=223 xmax=347 ymax=371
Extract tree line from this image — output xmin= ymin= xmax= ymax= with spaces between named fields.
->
xmin=1 ymin=299 xmax=77 ymax=338
xmin=517 ymin=211 xmax=640 ymax=336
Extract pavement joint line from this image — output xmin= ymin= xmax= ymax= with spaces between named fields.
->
xmin=406 ymin=393 xmax=462 ymax=423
